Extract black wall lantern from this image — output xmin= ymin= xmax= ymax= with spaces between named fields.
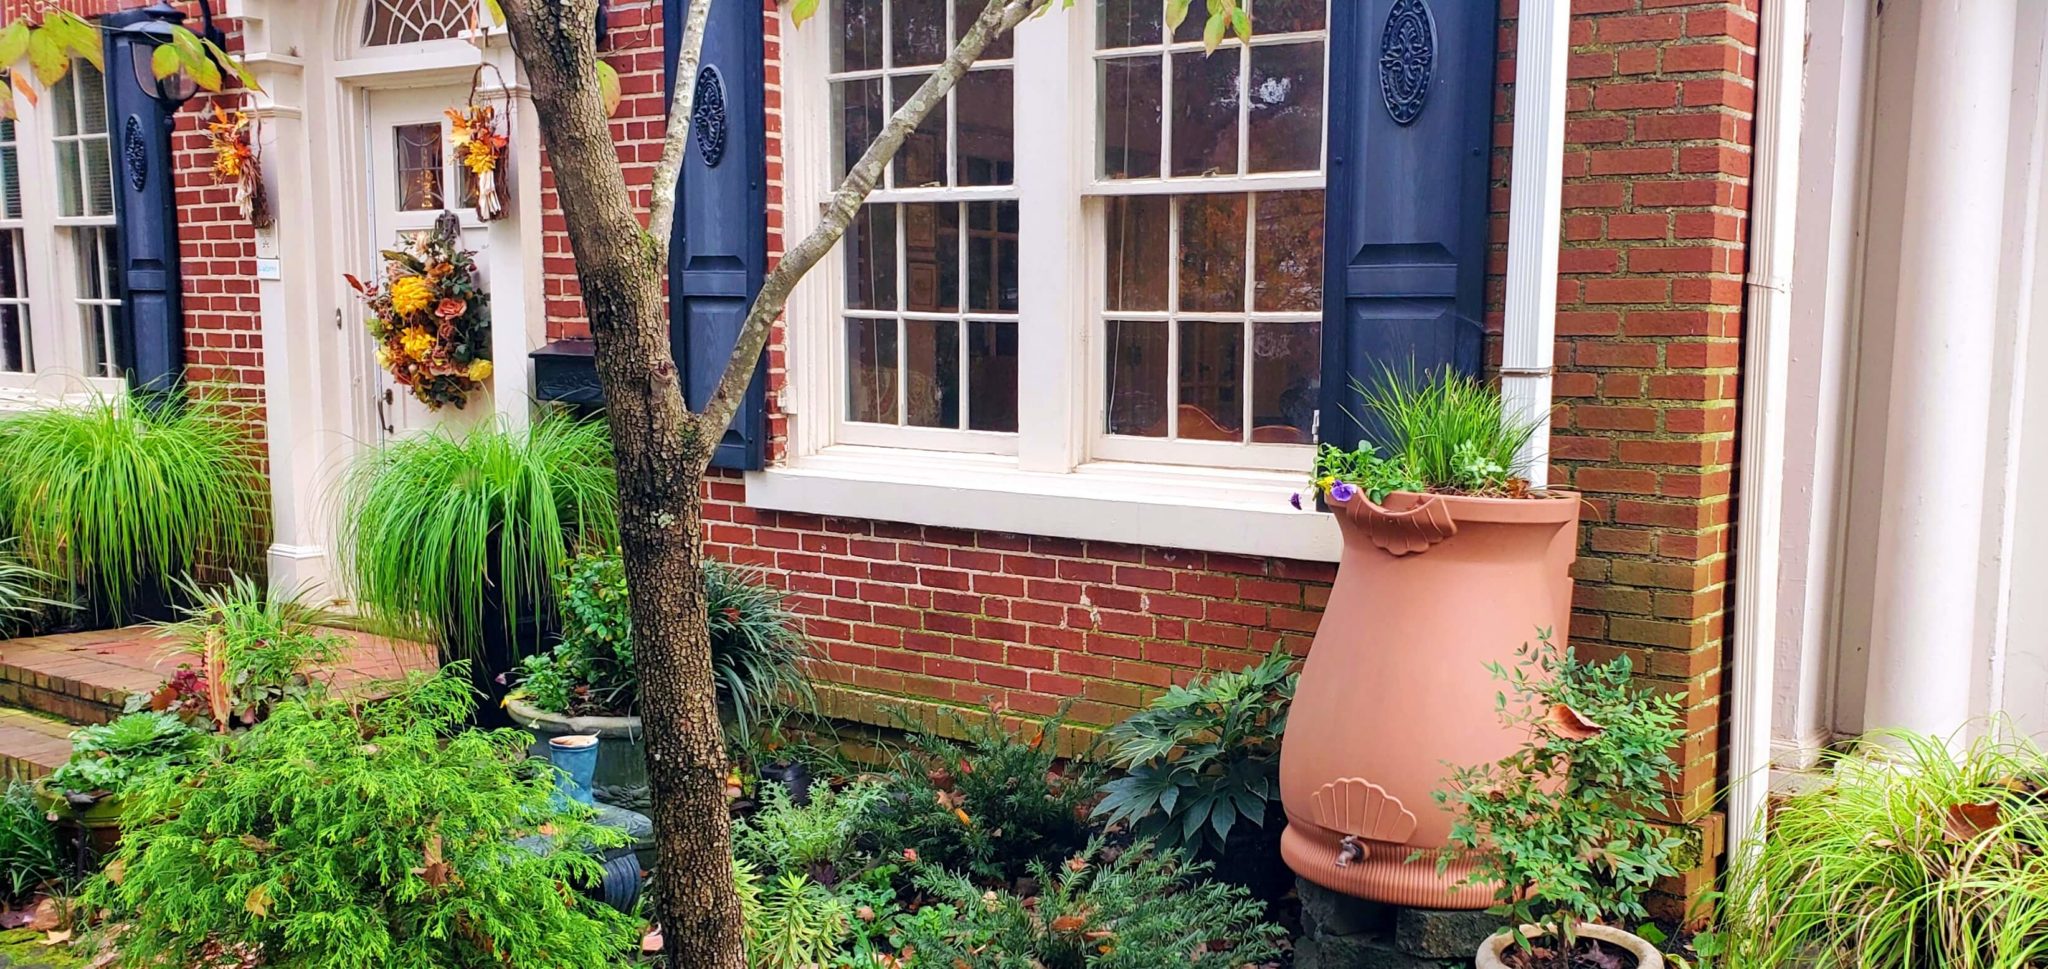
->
xmin=101 ymin=3 xmax=193 ymax=395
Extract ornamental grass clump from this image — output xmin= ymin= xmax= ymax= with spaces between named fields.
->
xmin=338 ymin=412 xmax=616 ymax=658
xmin=1721 ymin=729 xmax=2048 ymax=969
xmin=87 ymin=665 xmax=638 ymax=969
xmin=1305 ymin=367 xmax=1542 ymax=505
xmin=0 ymin=390 xmax=262 ymax=621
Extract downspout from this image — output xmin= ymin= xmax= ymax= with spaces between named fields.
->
xmin=1729 ymin=0 xmax=1807 ymax=861
xmin=1503 ymin=0 xmax=1571 ymax=487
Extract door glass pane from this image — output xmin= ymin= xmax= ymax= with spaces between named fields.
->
xmin=847 ymin=318 xmax=900 ymax=424
xmin=393 ymin=123 xmax=444 ymax=211
xmin=1253 ymin=191 xmax=1324 ymax=311
xmin=968 ymin=321 xmax=1018 ymax=432
xmin=1177 ymin=194 xmax=1247 ymax=314
xmin=904 ymin=320 xmax=960 ymax=428
xmin=1178 ymin=320 xmax=1243 ymax=442
xmin=1170 ymin=50 xmax=1240 ymax=176
xmin=1099 ymin=56 xmax=1162 ymax=179
xmin=1106 ymin=319 xmax=1167 ymax=437
xmin=1249 ymin=42 xmax=1324 ymax=173
xmin=1105 ymin=195 xmax=1170 ymax=311
xmin=1251 ymin=322 xmax=1319 ymax=443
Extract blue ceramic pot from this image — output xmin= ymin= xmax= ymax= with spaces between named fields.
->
xmin=548 ymin=735 xmax=600 ymax=807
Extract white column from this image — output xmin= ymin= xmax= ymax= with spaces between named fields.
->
xmin=1501 ymin=0 xmax=1571 ymax=488
xmin=1864 ymin=0 xmax=2020 ymax=739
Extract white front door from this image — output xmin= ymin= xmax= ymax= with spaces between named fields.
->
xmin=362 ymin=85 xmax=491 ymax=438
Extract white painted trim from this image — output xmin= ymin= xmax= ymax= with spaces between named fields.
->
xmin=1501 ymin=0 xmax=1570 ymax=488
xmin=746 ymin=447 xmax=1340 ymax=562
xmin=1727 ymin=0 xmax=1805 ymax=864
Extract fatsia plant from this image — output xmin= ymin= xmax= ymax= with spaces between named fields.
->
xmin=0 ymin=390 xmax=263 ymax=622
xmin=337 ymin=411 xmax=617 ymax=658
xmin=86 ymin=666 xmax=639 ymax=969
xmin=1721 ymin=729 xmax=2048 ymax=969
xmin=1093 ymin=650 xmax=1295 ymax=856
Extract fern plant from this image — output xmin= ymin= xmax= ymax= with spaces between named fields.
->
xmin=734 ymin=779 xmax=889 ymax=884
xmin=337 ymin=412 xmax=617 ymax=659
xmin=86 ymin=665 xmax=638 ymax=969
xmin=0 ymin=390 xmax=262 ymax=621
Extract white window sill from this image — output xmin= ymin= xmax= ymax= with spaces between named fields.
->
xmin=744 ymin=446 xmax=1340 ymax=563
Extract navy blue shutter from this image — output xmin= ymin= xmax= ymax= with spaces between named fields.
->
xmin=666 ymin=0 xmax=769 ymax=469
xmin=1319 ymin=0 xmax=1496 ymax=450
xmin=101 ymin=10 xmax=187 ymax=395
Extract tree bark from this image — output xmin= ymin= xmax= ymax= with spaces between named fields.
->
xmin=498 ymin=3 xmax=745 ymax=968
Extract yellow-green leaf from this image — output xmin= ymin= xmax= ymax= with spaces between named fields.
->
xmin=150 ymin=42 xmax=179 ymax=81
xmin=481 ymin=0 xmax=506 ymax=25
xmin=185 ymin=48 xmax=223 ymax=92
xmin=25 ymin=28 xmax=65 ymax=87
xmin=44 ymin=11 xmax=102 ymax=71
xmin=244 ymin=883 xmax=272 ymax=918
xmin=0 ymin=21 xmax=30 ymax=68
xmin=1202 ymin=11 xmax=1226 ymax=53
xmin=596 ymin=59 xmax=621 ymax=117
xmin=201 ymin=36 xmax=261 ymax=93
xmin=1166 ymin=0 xmax=1193 ymax=31
xmin=1231 ymin=6 xmax=1251 ymax=41
xmin=790 ymin=0 xmax=821 ymax=27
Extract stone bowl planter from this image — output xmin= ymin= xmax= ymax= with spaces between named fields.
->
xmin=1477 ymin=924 xmax=1664 ymax=969
xmin=505 ymin=696 xmax=648 ymax=809
xmin=1279 ymin=489 xmax=1581 ymax=908
xmin=32 ymin=780 xmax=126 ymax=863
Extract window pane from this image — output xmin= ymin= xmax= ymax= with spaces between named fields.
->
xmin=1106 ymin=319 xmax=1168 ymax=437
xmin=891 ymin=0 xmax=948 ymax=67
xmin=393 ymin=123 xmax=444 ymax=211
xmin=74 ymin=63 xmax=107 ymax=135
xmin=1171 ymin=4 xmax=1206 ymax=43
xmin=1255 ymin=0 xmax=1326 ymax=34
xmin=0 ymin=305 xmax=25 ymax=373
xmin=1098 ymin=0 xmax=1163 ymax=48
xmin=51 ymin=72 xmax=80 ymax=137
xmin=1105 ymin=195 xmax=1169 ymax=311
xmin=955 ymin=69 xmax=1013 ymax=186
xmin=956 ymin=0 xmax=1013 ymax=60
xmin=1249 ymin=42 xmax=1324 ymax=173
xmin=845 ymin=204 xmax=898 ymax=311
xmin=1254 ymin=191 xmax=1324 ymax=312
xmin=968 ymin=321 xmax=1018 ymax=431
xmin=847 ymin=318 xmax=900 ymax=423
xmin=82 ymin=138 xmax=113 ymax=217
xmin=55 ymin=142 xmax=83 ymax=218
xmin=1 ymin=119 xmax=19 ymax=220
xmin=1178 ymin=320 xmax=1243 ymax=441
xmin=903 ymin=203 xmax=958 ymax=313
xmin=834 ymin=0 xmax=885 ymax=71
xmin=1177 ymin=194 xmax=1247 ymax=313
xmin=1251 ymin=322 xmax=1319 ymax=443
xmin=891 ymin=74 xmax=948 ymax=188
xmin=1099 ymin=56 xmax=1162 ymax=179
xmin=1171 ymin=50 xmax=1240 ymax=176
xmin=0 ymin=231 xmax=23 ymax=300
xmin=904 ymin=320 xmax=960 ymax=428
xmin=85 ymin=305 xmax=113 ymax=377
xmin=835 ymin=79 xmax=886 ymax=180
xmin=966 ymin=201 xmax=1017 ymax=312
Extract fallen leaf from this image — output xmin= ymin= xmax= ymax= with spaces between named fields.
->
xmin=104 ymin=857 xmax=126 ymax=884
xmin=1945 ymin=801 xmax=2002 ymax=842
xmin=1050 ymin=914 xmax=1088 ymax=933
xmin=28 ymin=897 xmax=62 ymax=931
xmin=244 ymin=884 xmax=272 ymax=917
xmin=1545 ymin=703 xmax=1605 ymax=741
xmin=42 ymin=929 xmax=71 ymax=946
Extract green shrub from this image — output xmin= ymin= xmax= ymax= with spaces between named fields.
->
xmin=0 ymin=390 xmax=262 ymax=619
xmin=894 ymin=843 xmax=1286 ymax=969
xmin=1310 ymin=367 xmax=1539 ymax=503
xmin=734 ymin=779 xmax=889 ymax=883
xmin=1094 ymin=650 xmax=1294 ymax=855
xmin=734 ymin=860 xmax=855 ymax=969
xmin=338 ymin=412 xmax=616 ymax=658
xmin=87 ymin=665 xmax=638 ymax=969
xmin=45 ymin=712 xmax=209 ymax=800
xmin=871 ymin=705 xmax=1102 ymax=883
xmin=148 ymin=574 xmax=346 ymax=729
xmin=1721 ymin=730 xmax=2048 ymax=969
xmin=512 ymin=549 xmax=813 ymax=734
xmin=0 ymin=782 xmax=62 ymax=905
xmin=1437 ymin=632 xmax=1687 ymax=964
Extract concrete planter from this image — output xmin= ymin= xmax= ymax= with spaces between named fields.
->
xmin=1476 ymin=924 xmax=1664 ymax=969
xmin=1279 ymin=490 xmax=1581 ymax=909
xmin=505 ymin=696 xmax=648 ymax=809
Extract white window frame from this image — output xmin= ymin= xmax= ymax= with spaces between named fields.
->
xmin=0 ymin=64 xmax=128 ymax=404
xmin=767 ymin=2 xmax=1340 ymax=561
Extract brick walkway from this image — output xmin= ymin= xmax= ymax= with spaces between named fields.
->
xmin=0 ymin=625 xmax=435 ymax=779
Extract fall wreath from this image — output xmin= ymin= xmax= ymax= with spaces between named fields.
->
xmin=447 ymin=103 xmax=508 ymax=221
xmin=347 ymin=213 xmax=493 ymax=410
xmin=206 ymin=104 xmax=271 ymax=228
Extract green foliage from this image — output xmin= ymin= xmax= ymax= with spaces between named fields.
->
xmin=735 ymin=780 xmax=890 ymax=882
xmin=895 ymin=843 xmax=1286 ymax=969
xmin=0 ymin=782 xmax=62 ymax=905
xmin=1721 ymin=730 xmax=2048 ymax=969
xmin=87 ymin=666 xmax=638 ymax=969
xmin=0 ymin=391 xmax=262 ymax=619
xmin=1437 ymin=633 xmax=1687 ymax=963
xmin=872 ymin=705 xmax=1102 ymax=883
xmin=46 ymin=712 xmax=209 ymax=800
xmin=151 ymin=574 xmax=346 ymax=729
xmin=512 ymin=548 xmax=813 ymax=733
xmin=1094 ymin=650 xmax=1294 ymax=855
xmin=1311 ymin=367 xmax=1539 ymax=503
xmin=735 ymin=861 xmax=857 ymax=969
xmin=338 ymin=412 xmax=617 ymax=660
xmin=0 ymin=538 xmax=65 ymax=634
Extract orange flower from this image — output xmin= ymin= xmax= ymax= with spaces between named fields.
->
xmin=434 ymin=297 xmax=467 ymax=319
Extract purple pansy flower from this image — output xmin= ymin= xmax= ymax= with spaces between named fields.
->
xmin=1328 ymin=481 xmax=1360 ymax=504
xmin=1289 ymin=492 xmax=1303 ymax=510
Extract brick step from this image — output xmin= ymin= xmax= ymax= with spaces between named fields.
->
xmin=0 ymin=707 xmax=76 ymax=783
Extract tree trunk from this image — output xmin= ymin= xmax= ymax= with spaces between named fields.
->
xmin=498 ymin=3 xmax=746 ymax=967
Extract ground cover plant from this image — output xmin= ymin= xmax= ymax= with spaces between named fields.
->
xmin=1721 ymin=729 xmax=2048 ymax=969
xmin=0 ymin=391 xmax=262 ymax=622
xmin=44 ymin=713 xmax=210 ymax=802
xmin=0 ymin=782 xmax=62 ymax=906
xmin=1306 ymin=368 xmax=1542 ymax=505
xmin=87 ymin=665 xmax=638 ymax=969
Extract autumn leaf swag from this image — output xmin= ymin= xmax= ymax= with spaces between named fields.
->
xmin=448 ymin=102 xmax=509 ymax=221
xmin=206 ymin=103 xmax=271 ymax=228
xmin=348 ymin=213 xmax=493 ymax=410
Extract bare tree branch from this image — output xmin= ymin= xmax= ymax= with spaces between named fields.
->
xmin=693 ymin=0 xmax=1044 ymax=449
xmin=646 ymin=0 xmax=712 ymax=255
